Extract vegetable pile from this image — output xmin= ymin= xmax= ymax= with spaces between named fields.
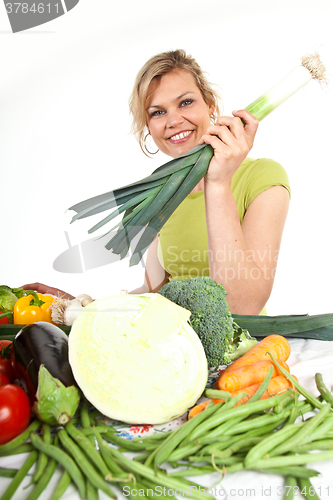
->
xmin=1 ymin=336 xmax=333 ymax=500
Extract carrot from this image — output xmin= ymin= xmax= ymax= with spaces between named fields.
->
xmin=187 ymin=399 xmax=223 ymax=420
xmin=230 ymin=374 xmax=296 ymax=405
xmin=216 ymin=359 xmax=290 ymax=392
xmin=223 ymin=335 xmax=291 ymax=374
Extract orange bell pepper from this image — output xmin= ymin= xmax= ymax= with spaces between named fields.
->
xmin=13 ymin=292 xmax=55 ymax=325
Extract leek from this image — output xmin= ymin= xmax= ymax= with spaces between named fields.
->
xmin=69 ymin=53 xmax=326 ymax=266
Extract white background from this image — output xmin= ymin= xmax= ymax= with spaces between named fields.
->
xmin=0 ymin=0 xmax=332 ymax=315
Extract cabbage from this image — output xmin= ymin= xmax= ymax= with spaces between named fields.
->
xmin=68 ymin=293 xmax=208 ymax=424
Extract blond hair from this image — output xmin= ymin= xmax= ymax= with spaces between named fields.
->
xmin=129 ymin=49 xmax=222 ymax=156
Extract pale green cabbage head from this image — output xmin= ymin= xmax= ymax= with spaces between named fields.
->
xmin=68 ymin=293 xmax=208 ymax=424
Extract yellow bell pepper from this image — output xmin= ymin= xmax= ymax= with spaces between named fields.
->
xmin=13 ymin=292 xmax=55 ymax=325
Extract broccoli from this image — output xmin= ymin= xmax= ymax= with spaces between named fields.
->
xmin=158 ymin=276 xmax=257 ymax=368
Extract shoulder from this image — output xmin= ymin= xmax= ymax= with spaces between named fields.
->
xmin=233 ymin=157 xmax=290 ymax=194
xmin=237 ymin=157 xmax=289 ymax=179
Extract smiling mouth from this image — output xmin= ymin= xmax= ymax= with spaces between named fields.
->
xmin=168 ymin=130 xmax=193 ymax=142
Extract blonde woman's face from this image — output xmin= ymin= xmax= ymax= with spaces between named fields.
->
xmin=146 ymin=70 xmax=214 ymax=158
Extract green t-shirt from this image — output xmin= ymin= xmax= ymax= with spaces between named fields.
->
xmin=157 ymin=156 xmax=290 ymax=285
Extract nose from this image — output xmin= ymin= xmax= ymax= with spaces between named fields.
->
xmin=166 ymin=108 xmax=184 ymax=128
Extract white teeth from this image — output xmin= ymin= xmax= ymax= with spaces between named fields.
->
xmin=170 ymin=131 xmax=191 ymax=141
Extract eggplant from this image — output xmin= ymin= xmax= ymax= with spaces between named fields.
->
xmin=13 ymin=321 xmax=80 ymax=426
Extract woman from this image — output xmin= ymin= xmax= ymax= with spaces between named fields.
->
xmin=24 ymin=49 xmax=290 ymax=315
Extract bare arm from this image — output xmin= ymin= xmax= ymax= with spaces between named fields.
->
xmin=201 ymin=110 xmax=289 ymax=314
xmin=130 ymin=236 xmax=170 ymax=293
xmin=205 ymin=183 xmax=289 ymax=314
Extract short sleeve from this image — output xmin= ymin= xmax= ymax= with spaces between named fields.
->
xmin=245 ymin=158 xmax=291 ymax=208
xmin=231 ymin=157 xmax=291 ymax=222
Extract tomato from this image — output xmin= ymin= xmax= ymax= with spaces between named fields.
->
xmin=0 ymin=340 xmax=17 ymax=383
xmin=0 ymin=384 xmax=31 ymax=444
xmin=0 ymin=373 xmax=10 ymax=386
xmin=0 ymin=310 xmax=9 ymax=325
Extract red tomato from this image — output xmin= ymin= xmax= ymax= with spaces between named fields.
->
xmin=0 ymin=373 xmax=10 ymax=386
xmin=0 ymin=340 xmax=16 ymax=383
xmin=0 ymin=310 xmax=9 ymax=325
xmin=0 ymin=384 xmax=31 ymax=444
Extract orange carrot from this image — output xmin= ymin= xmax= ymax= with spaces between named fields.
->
xmin=216 ymin=359 xmax=290 ymax=392
xmin=223 ymin=335 xmax=291 ymax=374
xmin=187 ymin=398 xmax=223 ymax=420
xmin=229 ymin=374 xmax=296 ymax=405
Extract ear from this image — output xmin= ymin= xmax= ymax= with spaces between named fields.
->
xmin=208 ymin=105 xmax=216 ymax=118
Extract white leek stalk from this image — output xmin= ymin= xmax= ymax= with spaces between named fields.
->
xmin=245 ymin=53 xmax=327 ymax=120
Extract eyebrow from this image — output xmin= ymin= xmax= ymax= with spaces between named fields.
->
xmin=146 ymin=91 xmax=196 ymax=111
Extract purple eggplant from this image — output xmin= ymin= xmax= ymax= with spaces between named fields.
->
xmin=13 ymin=321 xmax=80 ymax=425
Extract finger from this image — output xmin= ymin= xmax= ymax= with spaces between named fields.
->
xmin=232 ymin=109 xmax=259 ymax=136
xmin=204 ymin=123 xmax=237 ymax=146
xmin=200 ymin=133 xmax=230 ymax=154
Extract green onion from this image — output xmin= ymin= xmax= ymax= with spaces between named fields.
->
xmin=69 ymin=53 xmax=326 ymax=266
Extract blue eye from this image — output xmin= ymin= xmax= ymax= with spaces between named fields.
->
xmin=150 ymin=110 xmax=165 ymax=117
xmin=181 ymin=99 xmax=193 ymax=107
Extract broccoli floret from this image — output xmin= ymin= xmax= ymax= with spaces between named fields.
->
xmin=158 ymin=276 xmax=257 ymax=368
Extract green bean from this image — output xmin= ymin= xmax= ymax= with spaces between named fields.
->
xmin=103 ymin=431 xmax=158 ymax=451
xmin=30 ymin=432 xmax=86 ymax=499
xmin=251 ymin=449 xmax=333 ymax=469
xmin=81 ymin=399 xmax=96 ymax=446
xmin=0 ymin=420 xmax=41 ymax=452
xmin=94 ymin=429 xmax=215 ymax=500
xmin=0 ymin=468 xmax=19 ymax=478
xmin=81 ymin=426 xmax=108 ymax=436
xmin=26 ymin=438 xmax=58 ymax=500
xmin=168 ymin=466 xmax=216 ymax=477
xmin=216 ymin=462 xmax=244 ymax=473
xmin=65 ymin=421 xmax=112 ymax=480
xmin=204 ymin=389 xmax=231 ymax=401
xmin=283 ymin=476 xmax=298 ymax=499
xmin=269 ymin=403 xmax=331 ymax=457
xmin=188 ymin=454 xmax=243 ymax=465
xmin=166 ymin=443 xmax=202 ymax=463
xmin=94 ymin=428 xmax=133 ymax=482
xmin=133 ymin=452 xmax=151 ymax=462
xmin=286 ymin=393 xmax=299 ymax=425
xmin=303 ymin=415 xmax=333 ymax=443
xmin=87 ymin=479 xmax=100 ymax=500
xmin=0 ymin=450 xmax=38 ymax=500
xmin=172 ymin=394 xmax=245 ymax=452
xmin=247 ymin=366 xmax=274 ymax=402
xmin=293 ymin=439 xmax=333 ymax=452
xmin=269 ymin=355 xmax=326 ymax=410
xmin=315 ymin=373 xmax=333 ymax=406
xmin=0 ymin=443 xmax=35 ymax=456
xmin=253 ymin=466 xmax=319 ymax=479
xmin=33 ymin=423 xmax=51 ymax=483
xmin=244 ymin=422 xmax=304 ymax=467
xmin=184 ymin=392 xmax=289 ymax=444
xmin=223 ymin=408 xmax=290 ymax=436
xmin=210 ymin=436 xmax=263 ymax=460
xmin=133 ymin=431 xmax=173 ymax=442
xmin=58 ymin=429 xmax=116 ymax=499
xmin=151 ymin=400 xmax=227 ymax=467
xmin=298 ymin=477 xmax=321 ymax=500
xmin=50 ymin=470 xmax=72 ymax=500
xmin=275 ymin=391 xmax=296 ymax=413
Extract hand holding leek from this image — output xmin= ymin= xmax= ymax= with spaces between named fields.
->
xmin=69 ymin=53 xmax=327 ymax=266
